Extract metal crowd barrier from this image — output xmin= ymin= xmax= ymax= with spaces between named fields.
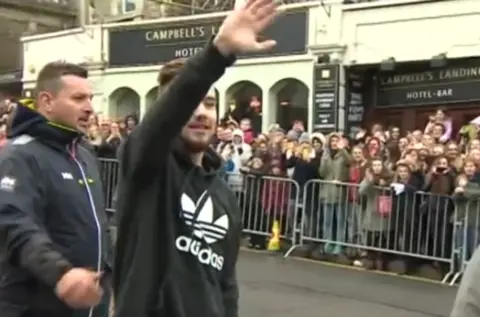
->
xmin=98 ymin=158 xmax=480 ymax=285
xmin=98 ymin=158 xmax=119 ymax=213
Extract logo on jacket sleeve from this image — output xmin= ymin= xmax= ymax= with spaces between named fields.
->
xmin=175 ymin=191 xmax=229 ymax=271
xmin=0 ymin=176 xmax=16 ymax=192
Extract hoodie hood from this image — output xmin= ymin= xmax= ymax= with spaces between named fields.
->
xmin=232 ymin=129 xmax=244 ymax=144
xmin=232 ymin=128 xmax=243 ymax=138
xmin=8 ymin=99 xmax=81 ymax=150
xmin=310 ymin=132 xmax=325 ymax=145
xmin=325 ymin=132 xmax=342 ymax=149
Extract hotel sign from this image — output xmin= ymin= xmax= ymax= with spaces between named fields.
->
xmin=108 ymin=10 xmax=308 ymax=67
xmin=376 ymin=65 xmax=480 ymax=107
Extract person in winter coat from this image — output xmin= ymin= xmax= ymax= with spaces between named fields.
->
xmin=310 ymin=132 xmax=325 ymax=153
xmin=389 ymin=160 xmax=423 ymax=274
xmin=319 ymin=133 xmax=352 ymax=255
xmin=358 ymin=157 xmax=394 ymax=270
xmin=364 ymin=136 xmax=382 ymax=160
xmin=346 ymin=146 xmax=367 ymax=252
xmin=97 ymin=122 xmax=123 ymax=158
xmin=222 ymin=146 xmax=236 ymax=174
xmin=239 ymin=118 xmax=255 ymax=144
xmin=240 ymin=157 xmax=267 ymax=249
xmin=424 ymin=108 xmax=452 ymax=143
xmin=261 ymin=163 xmax=290 ymax=240
xmin=227 ymin=129 xmax=252 ymax=193
xmin=453 ymin=158 xmax=480 ymax=262
xmin=286 ymin=139 xmax=320 ymax=235
xmin=124 ymin=114 xmax=138 ymax=136
xmin=423 ymin=155 xmax=456 ymax=261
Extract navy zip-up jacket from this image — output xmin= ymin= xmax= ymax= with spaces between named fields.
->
xmin=0 ymin=103 xmax=112 ymax=317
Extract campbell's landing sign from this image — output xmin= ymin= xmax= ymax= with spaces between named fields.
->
xmin=375 ymin=64 xmax=480 ymax=107
xmin=108 ymin=10 xmax=308 ymax=67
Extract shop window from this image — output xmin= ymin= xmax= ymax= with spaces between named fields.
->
xmin=122 ymin=0 xmax=136 ymax=12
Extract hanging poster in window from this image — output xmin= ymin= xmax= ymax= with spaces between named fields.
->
xmin=345 ymin=71 xmax=365 ymax=139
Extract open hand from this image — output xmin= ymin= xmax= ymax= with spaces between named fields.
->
xmin=214 ymin=0 xmax=280 ymax=55
xmin=454 ymin=186 xmax=464 ymax=194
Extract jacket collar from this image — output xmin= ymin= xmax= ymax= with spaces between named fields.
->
xmin=8 ymin=103 xmax=82 ymax=153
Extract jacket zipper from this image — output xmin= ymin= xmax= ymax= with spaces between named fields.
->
xmin=69 ymin=147 xmax=102 ymax=317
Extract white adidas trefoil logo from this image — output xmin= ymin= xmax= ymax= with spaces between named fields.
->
xmin=175 ymin=191 xmax=229 ymax=271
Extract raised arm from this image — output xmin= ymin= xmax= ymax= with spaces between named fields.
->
xmin=123 ymin=0 xmax=279 ymax=179
xmin=125 ymin=42 xmax=235 ymax=179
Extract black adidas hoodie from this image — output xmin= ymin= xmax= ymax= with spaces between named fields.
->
xmin=114 ymin=41 xmax=242 ymax=317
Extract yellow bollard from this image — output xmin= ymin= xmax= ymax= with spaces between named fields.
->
xmin=267 ymin=220 xmax=281 ymax=252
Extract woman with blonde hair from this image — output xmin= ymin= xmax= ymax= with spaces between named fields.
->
xmin=286 ymin=141 xmax=321 ymax=256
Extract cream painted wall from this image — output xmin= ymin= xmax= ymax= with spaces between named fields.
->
xmin=340 ymin=0 xmax=480 ymax=64
xmin=22 ymin=27 xmax=105 ymax=83
xmin=102 ymin=70 xmax=158 ymax=117
xmin=102 ymin=57 xmax=314 ymax=132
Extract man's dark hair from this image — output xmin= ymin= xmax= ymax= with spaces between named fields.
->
xmin=157 ymin=58 xmax=186 ymax=97
xmin=35 ymin=61 xmax=88 ymax=95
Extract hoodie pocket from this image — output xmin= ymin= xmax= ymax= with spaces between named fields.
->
xmin=147 ymin=281 xmax=173 ymax=317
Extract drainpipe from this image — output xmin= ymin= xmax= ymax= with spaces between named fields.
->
xmin=78 ymin=0 xmax=90 ymax=26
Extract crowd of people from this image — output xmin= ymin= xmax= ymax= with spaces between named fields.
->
xmin=36 ymin=101 xmax=474 ymax=280
xmin=3 ymin=94 xmax=479 ymax=279
xmin=2 ymin=92 xmax=479 ymax=280
xmin=181 ymin=108 xmax=480 ymax=278
xmin=4 ymin=1 xmax=476 ymax=316
xmin=26 ymin=102 xmax=476 ymax=279
xmin=83 ymin=113 xmax=138 ymax=158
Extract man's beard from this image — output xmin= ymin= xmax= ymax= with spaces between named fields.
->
xmin=182 ymin=136 xmax=210 ymax=153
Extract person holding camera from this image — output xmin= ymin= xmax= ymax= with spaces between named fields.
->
xmin=226 ymin=129 xmax=252 ymax=193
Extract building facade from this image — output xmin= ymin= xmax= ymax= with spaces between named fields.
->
xmin=22 ymin=3 xmax=328 ymax=132
xmin=23 ymin=0 xmax=479 ymax=134
xmin=0 ymin=0 xmax=77 ymax=98
xmin=330 ymin=0 xmax=480 ymax=136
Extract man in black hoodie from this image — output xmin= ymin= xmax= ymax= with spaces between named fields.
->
xmin=113 ymin=1 xmax=280 ymax=316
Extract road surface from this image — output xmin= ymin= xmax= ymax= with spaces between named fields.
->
xmin=238 ymin=251 xmax=457 ymax=317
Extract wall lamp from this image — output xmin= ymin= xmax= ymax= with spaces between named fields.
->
xmin=430 ymin=53 xmax=448 ymax=68
xmin=380 ymin=57 xmax=396 ymax=71
xmin=316 ymin=54 xmax=331 ymax=64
